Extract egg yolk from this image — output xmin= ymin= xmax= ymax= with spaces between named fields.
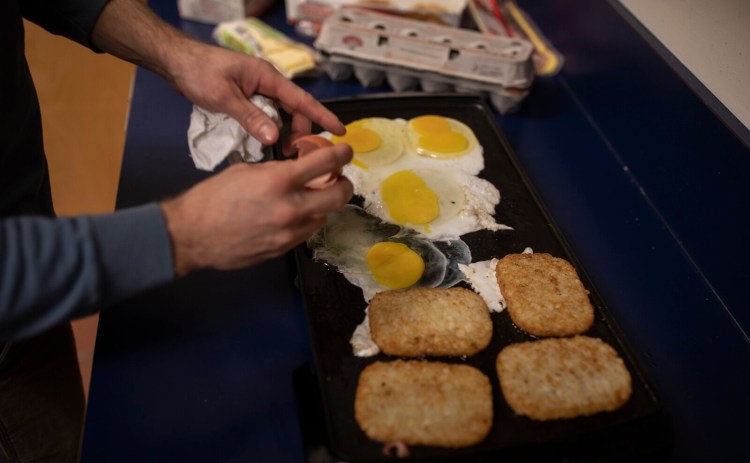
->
xmin=366 ymin=242 xmax=425 ymax=289
xmin=410 ymin=115 xmax=468 ymax=158
xmin=331 ymin=121 xmax=381 ymax=153
xmin=411 ymin=115 xmax=451 ymax=134
xmin=381 ymin=170 xmax=439 ymax=229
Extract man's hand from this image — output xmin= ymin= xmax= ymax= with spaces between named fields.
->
xmin=91 ymin=0 xmax=345 ymax=145
xmin=167 ymin=42 xmax=344 ymax=147
xmin=92 ymin=1 xmax=355 ymax=277
xmin=160 ymin=144 xmax=353 ymax=277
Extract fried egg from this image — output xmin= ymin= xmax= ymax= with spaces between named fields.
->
xmin=405 ymin=115 xmax=481 ymax=160
xmin=348 ymin=166 xmax=509 ymax=240
xmin=330 ymin=117 xmax=405 ymax=168
xmin=308 ymin=205 xmax=471 ymax=302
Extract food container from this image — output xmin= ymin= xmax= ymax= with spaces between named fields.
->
xmin=286 ymin=0 xmax=468 ymax=33
xmin=177 ymin=0 xmax=274 ymax=24
xmin=313 ymin=8 xmax=535 ymax=113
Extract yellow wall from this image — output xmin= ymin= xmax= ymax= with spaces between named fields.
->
xmin=23 ymin=20 xmax=135 ymax=399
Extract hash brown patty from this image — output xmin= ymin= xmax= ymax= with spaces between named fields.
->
xmin=355 ymin=360 xmax=493 ymax=447
xmin=369 ymin=287 xmax=492 ymax=357
xmin=496 ymin=336 xmax=632 ymax=421
xmin=496 ymin=253 xmax=594 ymax=337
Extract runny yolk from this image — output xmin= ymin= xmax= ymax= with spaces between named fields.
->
xmin=331 ymin=121 xmax=381 ymax=153
xmin=411 ymin=115 xmax=451 ymax=134
xmin=380 ymin=170 xmax=439 ymax=230
xmin=366 ymin=242 xmax=425 ymax=289
xmin=410 ymin=115 xmax=468 ymax=157
xmin=419 ymin=132 xmax=468 ymax=154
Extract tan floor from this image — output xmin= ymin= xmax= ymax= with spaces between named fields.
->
xmin=23 ymin=21 xmax=135 ymax=400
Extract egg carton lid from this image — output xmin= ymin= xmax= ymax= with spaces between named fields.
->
xmin=314 ymin=8 xmax=534 ymax=97
xmin=320 ymin=7 xmax=533 ymax=59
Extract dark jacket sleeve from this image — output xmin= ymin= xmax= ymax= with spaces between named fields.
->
xmin=20 ymin=0 xmax=111 ymax=48
xmin=0 ymin=203 xmax=175 ymax=341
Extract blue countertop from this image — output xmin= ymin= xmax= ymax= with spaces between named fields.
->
xmin=81 ymin=1 xmax=750 ymax=462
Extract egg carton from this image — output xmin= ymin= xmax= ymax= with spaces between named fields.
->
xmin=313 ymin=8 xmax=534 ymax=113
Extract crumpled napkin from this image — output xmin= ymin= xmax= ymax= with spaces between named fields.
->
xmin=187 ymin=94 xmax=281 ymax=171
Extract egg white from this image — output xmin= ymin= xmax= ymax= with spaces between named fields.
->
xmin=459 ymin=247 xmax=535 ymax=313
xmin=332 ymin=117 xmax=405 ymax=168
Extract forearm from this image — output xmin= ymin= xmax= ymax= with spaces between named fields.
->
xmin=0 ymin=204 xmax=174 ymax=341
xmin=90 ymin=0 xmax=199 ymax=82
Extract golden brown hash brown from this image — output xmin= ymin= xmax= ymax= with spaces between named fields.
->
xmin=496 ymin=335 xmax=632 ymax=421
xmin=355 ymin=360 xmax=493 ymax=448
xmin=496 ymin=253 xmax=594 ymax=337
xmin=368 ymin=287 xmax=492 ymax=357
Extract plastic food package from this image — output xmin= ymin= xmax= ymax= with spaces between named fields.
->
xmin=213 ymin=17 xmax=319 ymax=79
xmin=467 ymin=0 xmax=564 ymax=76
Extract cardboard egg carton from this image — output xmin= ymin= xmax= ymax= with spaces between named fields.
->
xmin=313 ymin=8 xmax=535 ymax=113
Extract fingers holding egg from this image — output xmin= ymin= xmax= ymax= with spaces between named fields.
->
xmin=293 ymin=134 xmax=343 ymax=190
xmin=294 ymin=133 xmax=334 ymax=153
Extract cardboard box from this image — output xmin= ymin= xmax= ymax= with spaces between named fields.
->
xmin=286 ymin=0 xmax=468 ymax=29
xmin=178 ymin=0 xmax=275 ymax=24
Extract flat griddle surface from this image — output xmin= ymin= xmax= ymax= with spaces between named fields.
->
xmin=291 ymin=94 xmax=666 ymax=462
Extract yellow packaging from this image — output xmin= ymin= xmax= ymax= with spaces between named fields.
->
xmin=213 ymin=17 xmax=318 ymax=79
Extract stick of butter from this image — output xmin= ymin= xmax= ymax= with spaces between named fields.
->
xmin=213 ymin=17 xmax=318 ymax=79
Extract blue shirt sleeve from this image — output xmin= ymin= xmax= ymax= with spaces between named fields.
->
xmin=20 ymin=0 xmax=110 ymax=48
xmin=0 ymin=203 xmax=175 ymax=341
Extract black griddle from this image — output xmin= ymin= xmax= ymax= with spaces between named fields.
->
xmin=286 ymin=94 xmax=670 ymax=462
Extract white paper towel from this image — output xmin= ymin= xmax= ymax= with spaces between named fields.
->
xmin=187 ymin=94 xmax=281 ymax=171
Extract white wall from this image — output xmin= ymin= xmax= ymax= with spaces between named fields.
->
xmin=619 ymin=0 xmax=749 ymax=133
